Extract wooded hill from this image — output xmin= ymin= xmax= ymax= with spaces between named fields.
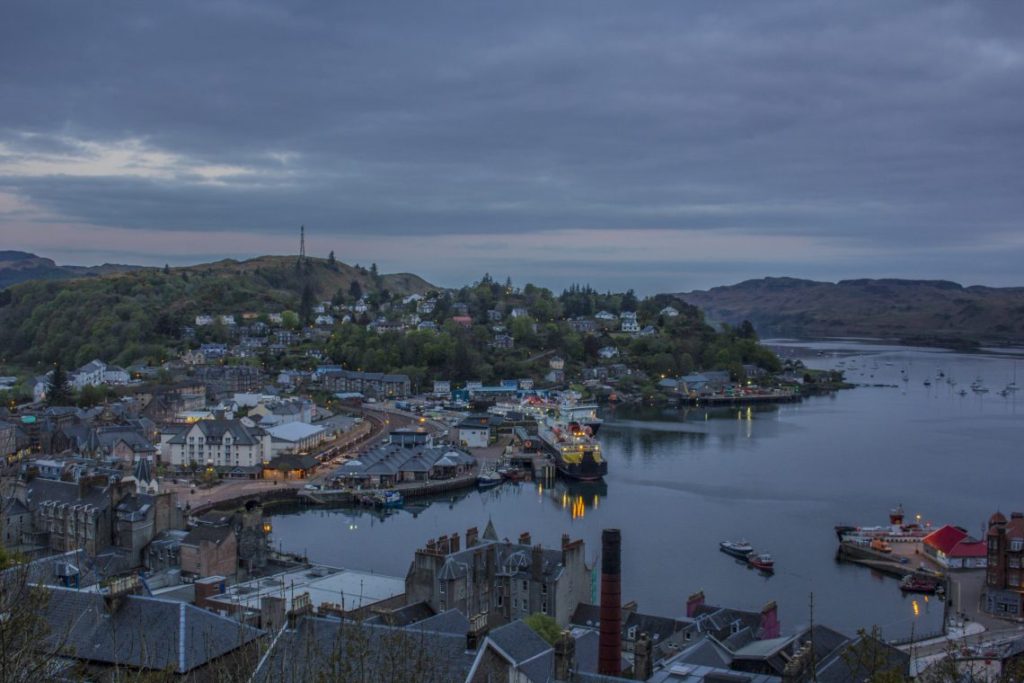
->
xmin=678 ymin=277 xmax=1024 ymax=344
xmin=0 ymin=255 xmax=434 ymax=368
xmin=0 ymin=250 xmax=143 ymax=289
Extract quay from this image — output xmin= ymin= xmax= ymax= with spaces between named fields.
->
xmin=674 ymin=392 xmax=801 ymax=407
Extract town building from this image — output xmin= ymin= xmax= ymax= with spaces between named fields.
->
xmin=405 ymin=524 xmax=591 ymax=627
xmin=986 ymin=511 xmax=1024 ymax=616
xmin=922 ymin=524 xmax=987 ymax=569
xmin=333 ymin=429 xmax=474 ymax=488
xmin=318 ymin=369 xmax=411 ymax=398
xmin=160 ymin=419 xmax=271 ymax=468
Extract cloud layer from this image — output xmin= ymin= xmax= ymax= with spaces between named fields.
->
xmin=1 ymin=1 xmax=1022 ymax=292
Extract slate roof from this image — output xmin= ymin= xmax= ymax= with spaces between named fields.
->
xmin=94 ymin=426 xmax=157 ymax=454
xmin=335 ymin=443 xmax=473 ymax=479
xmin=40 ymin=587 xmax=262 ymax=673
xmin=434 ymin=540 xmax=566 ymax=583
xmin=486 ymin=620 xmax=554 ymax=683
xmin=251 ymin=616 xmax=476 ymax=683
xmin=412 ymin=609 xmax=471 ymax=635
xmin=182 ymin=525 xmax=234 ymax=546
xmin=166 ymin=420 xmax=265 ymax=446
xmin=23 ymin=479 xmax=110 ymax=511
xmin=364 ymin=601 xmax=437 ymax=627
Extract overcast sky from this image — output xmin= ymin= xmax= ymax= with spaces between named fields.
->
xmin=1 ymin=1 xmax=1022 ymax=293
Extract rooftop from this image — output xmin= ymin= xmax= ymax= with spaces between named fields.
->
xmin=206 ymin=565 xmax=405 ymax=613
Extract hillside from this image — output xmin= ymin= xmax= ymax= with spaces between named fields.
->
xmin=0 ymin=250 xmax=144 ymax=289
xmin=677 ymin=277 xmax=1024 ymax=344
xmin=0 ymin=255 xmax=436 ymax=367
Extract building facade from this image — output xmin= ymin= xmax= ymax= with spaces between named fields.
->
xmin=986 ymin=511 xmax=1024 ymax=616
xmin=405 ymin=525 xmax=591 ymax=627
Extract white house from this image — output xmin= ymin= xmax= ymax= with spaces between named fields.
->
xmin=219 ymin=315 xmax=237 ymax=326
xmin=314 ymin=314 xmax=335 ymax=327
xmin=597 ymin=346 xmax=619 ymax=359
xmin=456 ymin=417 xmax=491 ymax=449
xmin=195 ymin=315 xmax=214 ymax=326
xmin=433 ymin=380 xmax=451 ymax=395
xmin=619 ymin=311 xmax=637 ymax=320
xmin=161 ymin=419 xmax=271 ymax=468
xmin=403 ymin=293 xmax=424 ymax=305
xmin=268 ymin=313 xmax=284 ymax=324
xmin=102 ymin=366 xmax=131 ymax=385
xmin=595 ymin=310 xmax=616 ymax=321
xmin=510 ymin=307 xmax=529 ymax=319
xmin=620 ymin=319 xmax=640 ymax=333
xmin=354 ymin=299 xmax=369 ymax=314
xmin=71 ymin=360 xmax=107 ymax=389
xmin=659 ymin=306 xmax=680 ymax=317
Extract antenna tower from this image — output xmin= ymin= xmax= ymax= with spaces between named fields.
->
xmin=299 ymin=225 xmax=306 ymax=261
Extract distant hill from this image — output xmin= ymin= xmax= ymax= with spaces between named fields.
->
xmin=677 ymin=277 xmax=1024 ymax=344
xmin=0 ymin=250 xmax=145 ymax=289
xmin=0 ymin=254 xmax=436 ymax=367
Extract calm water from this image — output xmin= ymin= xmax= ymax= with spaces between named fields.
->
xmin=270 ymin=340 xmax=1023 ymax=640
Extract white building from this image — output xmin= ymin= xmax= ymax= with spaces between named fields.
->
xmin=160 ymin=420 xmax=271 ymax=468
xmin=659 ymin=306 xmax=680 ymax=317
xmin=267 ymin=422 xmax=327 ymax=457
xmin=621 ymin=319 xmax=640 ymax=333
xmin=195 ymin=315 xmax=214 ymax=326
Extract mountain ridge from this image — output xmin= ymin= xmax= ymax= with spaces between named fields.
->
xmin=677 ymin=276 xmax=1024 ymax=344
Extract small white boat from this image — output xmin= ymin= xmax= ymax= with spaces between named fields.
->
xmin=719 ymin=540 xmax=753 ymax=558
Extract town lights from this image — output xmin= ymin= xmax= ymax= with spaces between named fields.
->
xmin=262 ymin=522 xmax=272 ymax=534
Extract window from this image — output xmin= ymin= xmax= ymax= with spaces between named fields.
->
xmin=522 ymin=580 xmax=528 ymax=591
xmin=1011 ymin=540 xmax=1023 ymax=552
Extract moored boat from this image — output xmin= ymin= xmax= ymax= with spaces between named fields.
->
xmin=719 ymin=540 xmax=754 ymax=558
xmin=477 ymin=470 xmax=503 ymax=489
xmin=747 ymin=552 xmax=775 ymax=572
xmin=537 ymin=413 xmax=607 ymax=481
xmin=900 ymin=574 xmax=942 ymax=594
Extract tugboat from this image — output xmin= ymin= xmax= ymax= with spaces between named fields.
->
xmin=747 ymin=552 xmax=775 ymax=573
xmin=719 ymin=540 xmax=754 ymax=559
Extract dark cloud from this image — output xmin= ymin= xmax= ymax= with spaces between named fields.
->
xmin=1 ymin=0 xmax=1023 ymax=288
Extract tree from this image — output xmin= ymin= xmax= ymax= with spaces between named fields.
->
xmin=45 ymin=360 xmax=72 ymax=406
xmin=349 ymin=280 xmax=363 ymax=301
xmin=524 ymin=613 xmax=561 ymax=645
xmin=163 ymin=263 xmax=170 ymax=275
xmin=328 ymin=250 xmax=337 ymax=270
xmin=299 ymin=283 xmax=316 ymax=324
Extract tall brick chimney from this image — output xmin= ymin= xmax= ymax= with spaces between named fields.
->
xmin=450 ymin=532 xmax=460 ymax=553
xmin=519 ymin=531 xmax=532 ymax=545
xmin=598 ymin=528 xmax=622 ymax=677
xmin=466 ymin=526 xmax=479 ymax=548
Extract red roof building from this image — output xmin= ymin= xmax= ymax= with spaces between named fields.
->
xmin=923 ymin=525 xmax=987 ymax=569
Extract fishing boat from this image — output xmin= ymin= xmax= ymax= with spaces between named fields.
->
xmin=497 ymin=466 xmax=526 ymax=482
xmin=477 ymin=470 xmax=503 ymax=489
xmin=900 ymin=574 xmax=942 ymax=594
xmin=747 ymin=552 xmax=775 ymax=572
xmin=719 ymin=540 xmax=754 ymax=559
xmin=360 ymin=490 xmax=404 ymax=508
